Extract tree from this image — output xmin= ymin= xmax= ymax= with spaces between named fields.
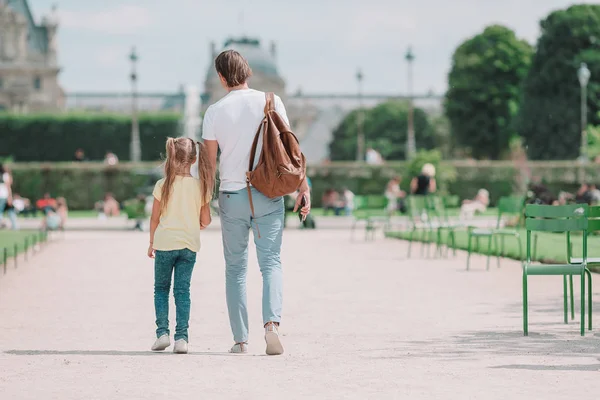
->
xmin=445 ymin=25 xmax=533 ymax=160
xmin=518 ymin=4 xmax=600 ymax=160
xmin=328 ymin=101 xmax=435 ymax=161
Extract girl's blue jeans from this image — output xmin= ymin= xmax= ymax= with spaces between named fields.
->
xmin=154 ymin=248 xmax=196 ymax=342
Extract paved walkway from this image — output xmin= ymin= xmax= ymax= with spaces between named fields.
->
xmin=0 ymin=228 xmax=599 ymax=399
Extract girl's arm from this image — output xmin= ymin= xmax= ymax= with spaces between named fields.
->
xmin=200 ymin=202 xmax=211 ymax=230
xmin=148 ymin=199 xmax=160 ymax=258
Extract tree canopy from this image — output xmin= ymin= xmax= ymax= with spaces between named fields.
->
xmin=328 ymin=101 xmax=435 ymax=161
xmin=518 ymin=4 xmax=600 ymax=160
xmin=445 ymin=25 xmax=533 ymax=159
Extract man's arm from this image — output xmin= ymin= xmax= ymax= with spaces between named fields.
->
xmin=203 ymin=139 xmax=218 ymax=173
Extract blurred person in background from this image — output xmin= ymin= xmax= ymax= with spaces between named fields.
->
xmin=341 ymin=187 xmax=355 ymax=216
xmin=385 ymin=176 xmax=406 ymax=215
xmin=410 ymin=163 xmax=437 ymax=195
xmin=366 ymin=147 xmax=384 ymax=165
xmin=103 ymin=193 xmax=120 ymax=217
xmin=74 ymin=148 xmax=87 ymax=162
xmin=56 ymin=197 xmax=69 ymax=229
xmin=104 ymin=151 xmax=119 ymax=166
xmin=460 ymin=189 xmax=490 ymax=220
xmin=0 ymin=164 xmax=16 ymax=229
xmin=322 ymin=188 xmax=342 ymax=216
xmin=36 ymin=193 xmax=57 ymax=215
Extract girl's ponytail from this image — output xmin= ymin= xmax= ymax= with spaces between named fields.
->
xmin=160 ymin=137 xmax=177 ymax=213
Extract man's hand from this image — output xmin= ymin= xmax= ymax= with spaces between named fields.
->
xmin=293 ymin=189 xmax=311 ymax=218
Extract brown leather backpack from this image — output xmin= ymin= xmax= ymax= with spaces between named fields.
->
xmin=246 ymin=92 xmax=306 ymax=225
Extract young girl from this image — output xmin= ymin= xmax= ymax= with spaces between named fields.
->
xmin=148 ymin=137 xmax=214 ymax=354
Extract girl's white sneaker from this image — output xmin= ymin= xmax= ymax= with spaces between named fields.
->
xmin=151 ymin=335 xmax=170 ymax=351
xmin=265 ymin=323 xmax=284 ymax=356
xmin=173 ymin=339 xmax=188 ymax=354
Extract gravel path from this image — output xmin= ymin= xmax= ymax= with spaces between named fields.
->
xmin=0 ymin=228 xmax=599 ymax=399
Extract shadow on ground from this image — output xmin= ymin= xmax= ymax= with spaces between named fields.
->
xmin=3 ymin=350 xmax=254 ymax=357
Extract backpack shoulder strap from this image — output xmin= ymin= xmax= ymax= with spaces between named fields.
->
xmin=264 ymin=92 xmax=275 ymax=115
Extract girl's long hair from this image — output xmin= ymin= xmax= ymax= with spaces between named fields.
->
xmin=160 ymin=137 xmax=215 ymax=214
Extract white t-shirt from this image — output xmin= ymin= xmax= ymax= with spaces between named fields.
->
xmin=202 ymin=89 xmax=289 ymax=192
xmin=0 ymin=172 xmax=10 ymax=199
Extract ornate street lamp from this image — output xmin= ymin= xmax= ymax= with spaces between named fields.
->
xmin=405 ymin=47 xmax=416 ymax=159
xmin=130 ymin=47 xmax=141 ymax=162
xmin=356 ymin=68 xmax=365 ymax=162
xmin=578 ymin=62 xmax=591 ymax=163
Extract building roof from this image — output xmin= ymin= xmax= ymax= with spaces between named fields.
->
xmin=206 ymin=37 xmax=280 ymax=80
xmin=7 ymin=0 xmax=48 ymax=54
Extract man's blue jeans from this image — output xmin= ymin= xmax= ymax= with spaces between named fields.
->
xmin=219 ymin=188 xmax=284 ymax=344
xmin=154 ymin=248 xmax=196 ymax=342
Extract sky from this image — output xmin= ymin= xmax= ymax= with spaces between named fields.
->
xmin=27 ymin=0 xmax=600 ymax=96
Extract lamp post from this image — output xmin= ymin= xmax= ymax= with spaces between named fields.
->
xmin=356 ymin=69 xmax=365 ymax=162
xmin=578 ymin=62 xmax=591 ymax=163
xmin=129 ymin=47 xmax=141 ymax=162
xmin=405 ymin=47 xmax=416 ymax=159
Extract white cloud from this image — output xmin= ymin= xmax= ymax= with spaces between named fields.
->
xmin=58 ymin=5 xmax=153 ymax=35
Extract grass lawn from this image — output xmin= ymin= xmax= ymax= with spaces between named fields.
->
xmin=386 ymin=227 xmax=600 ymax=270
xmin=315 ymin=207 xmax=499 ymax=218
xmin=0 ymin=230 xmax=45 ymax=258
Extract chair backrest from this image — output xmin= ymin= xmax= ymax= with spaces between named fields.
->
xmin=525 ymin=204 xmax=588 ymax=232
xmin=353 ymin=195 xmax=367 ymax=210
xmin=588 ymin=205 xmax=600 ymax=232
xmin=526 ymin=204 xmax=588 ymax=263
xmin=365 ymin=195 xmax=388 ymax=209
xmin=495 ymin=196 xmax=525 ymax=228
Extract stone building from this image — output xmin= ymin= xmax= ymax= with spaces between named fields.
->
xmin=0 ymin=0 xmax=63 ymax=112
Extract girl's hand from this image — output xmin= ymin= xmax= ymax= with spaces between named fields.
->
xmin=147 ymin=245 xmax=155 ymax=259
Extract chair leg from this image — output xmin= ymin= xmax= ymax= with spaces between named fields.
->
xmin=563 ymin=275 xmax=568 ymax=324
xmin=516 ymin=235 xmax=523 ymax=267
xmin=452 ymin=230 xmax=457 ymax=257
xmin=586 ymin=268 xmax=592 ymax=331
xmin=466 ymin=233 xmax=473 ymax=271
xmin=580 ymin=271 xmax=585 ymax=336
xmin=570 ymin=275 xmax=575 ymax=320
xmin=486 ymin=235 xmax=492 ymax=271
xmin=495 ymin=236 xmax=501 ymax=268
xmin=351 ymin=220 xmax=357 ymax=241
xmin=523 ymin=271 xmax=529 ymax=336
xmin=533 ymin=233 xmax=538 ymax=260
xmin=407 ymin=228 xmax=414 ymax=258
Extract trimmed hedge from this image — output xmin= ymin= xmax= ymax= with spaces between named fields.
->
xmin=0 ymin=113 xmax=181 ymax=162
xmin=7 ymin=160 xmax=595 ymax=211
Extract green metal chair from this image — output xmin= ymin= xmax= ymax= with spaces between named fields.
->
xmin=466 ymin=196 xmax=524 ymax=271
xmin=523 ymin=204 xmax=592 ymax=336
xmin=350 ymin=195 xmax=389 ymax=241
xmin=406 ymin=196 xmax=434 ymax=258
xmin=427 ymin=196 xmax=459 ymax=258
xmin=563 ymin=205 xmax=597 ymax=324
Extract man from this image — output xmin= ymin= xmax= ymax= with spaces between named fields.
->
xmin=202 ymin=50 xmax=310 ymax=355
